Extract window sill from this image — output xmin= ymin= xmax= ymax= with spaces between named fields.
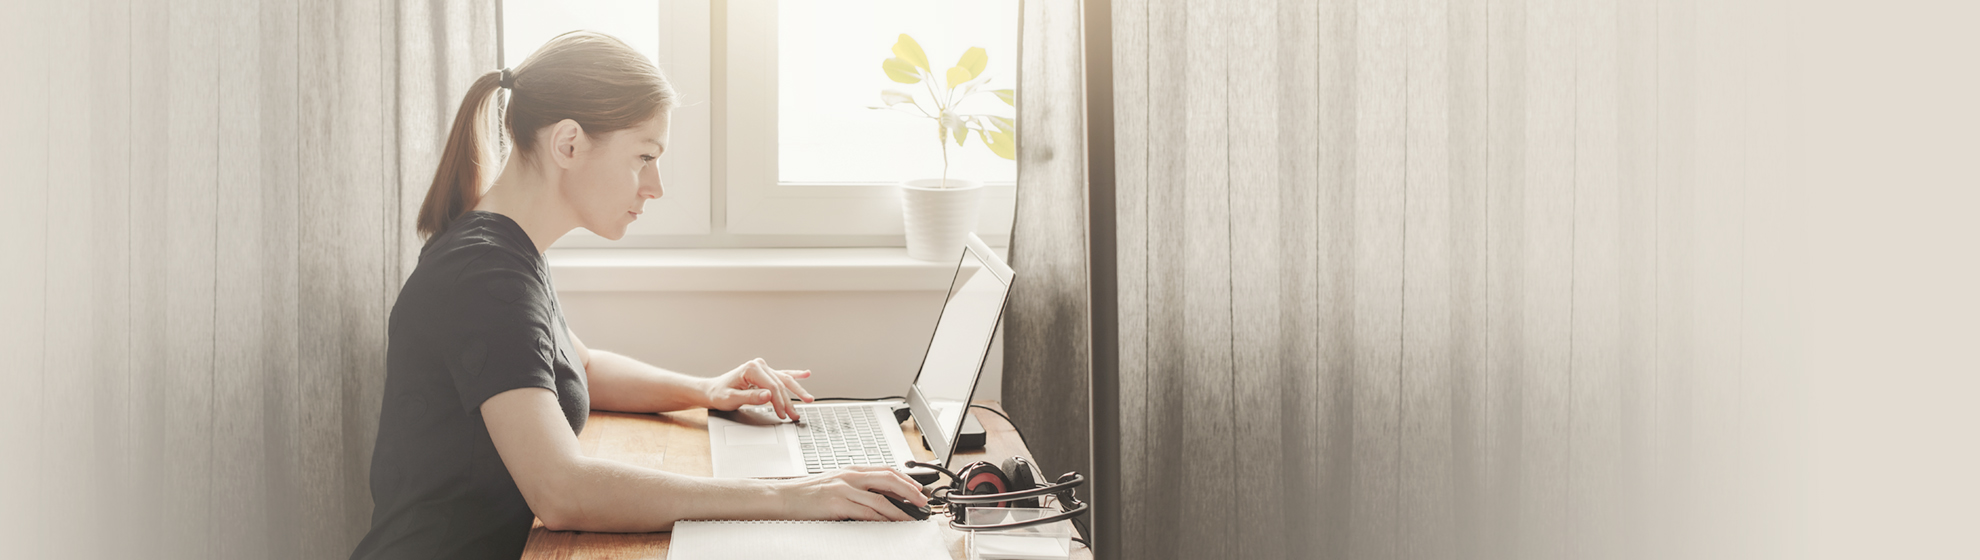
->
xmin=545 ymin=246 xmax=1007 ymax=292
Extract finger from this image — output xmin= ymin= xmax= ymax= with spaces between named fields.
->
xmin=849 ymin=464 xmax=918 ymax=484
xmin=768 ymin=371 xmax=805 ymax=419
xmin=849 ymin=469 xmax=928 ymax=507
xmin=777 ymin=383 xmax=800 ymax=421
xmin=776 ymin=371 xmax=817 ymax=403
xmin=729 ymin=358 xmax=764 ymax=392
xmin=845 ymin=487 xmax=912 ymax=522
xmin=875 ymin=470 xmax=930 ymax=506
xmin=759 ymin=365 xmax=798 ymax=421
xmin=746 ymin=362 xmax=792 ymax=420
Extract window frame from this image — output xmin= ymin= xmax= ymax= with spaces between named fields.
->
xmin=719 ymin=0 xmax=1015 ymax=244
xmin=514 ymin=0 xmax=1016 ymax=249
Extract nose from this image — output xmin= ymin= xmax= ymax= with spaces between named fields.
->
xmin=641 ymin=163 xmax=664 ymax=200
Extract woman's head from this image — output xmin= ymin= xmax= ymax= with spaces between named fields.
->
xmin=416 ymin=30 xmax=678 ymax=240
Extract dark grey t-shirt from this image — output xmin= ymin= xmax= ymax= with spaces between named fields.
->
xmin=351 ymin=211 xmax=589 ymax=560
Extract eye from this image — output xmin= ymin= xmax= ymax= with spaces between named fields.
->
xmin=640 ymin=155 xmax=657 ymax=163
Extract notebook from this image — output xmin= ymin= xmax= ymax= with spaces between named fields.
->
xmin=668 ymin=519 xmax=952 ymax=560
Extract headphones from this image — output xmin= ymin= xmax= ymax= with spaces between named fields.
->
xmin=906 ymin=457 xmax=1090 ymax=539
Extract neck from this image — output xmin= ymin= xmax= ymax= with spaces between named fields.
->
xmin=475 ymin=157 xmax=576 ymax=255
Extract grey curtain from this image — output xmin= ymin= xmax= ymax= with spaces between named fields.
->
xmin=1003 ymin=0 xmax=1096 ymax=500
xmin=1002 ymin=0 xmax=1802 ymax=559
xmin=0 ymin=1 xmax=493 ymax=559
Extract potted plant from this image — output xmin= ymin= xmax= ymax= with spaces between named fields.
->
xmin=871 ymin=34 xmax=1016 ymax=261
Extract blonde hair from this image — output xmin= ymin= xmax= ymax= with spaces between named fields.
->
xmin=416 ymin=31 xmax=678 ymax=239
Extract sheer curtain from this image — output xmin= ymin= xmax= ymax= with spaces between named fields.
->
xmin=1001 ymin=0 xmax=1098 ymax=516
xmin=0 ymin=1 xmax=492 ymax=558
xmin=1002 ymin=0 xmax=1803 ymax=559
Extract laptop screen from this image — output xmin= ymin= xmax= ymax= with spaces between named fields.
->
xmin=906 ymin=237 xmax=1013 ymax=466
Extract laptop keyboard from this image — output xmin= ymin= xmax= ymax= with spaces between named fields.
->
xmin=794 ymin=405 xmax=897 ymax=474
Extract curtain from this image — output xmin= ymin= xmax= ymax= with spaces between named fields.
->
xmin=0 ymin=1 xmax=493 ymax=558
xmin=1085 ymin=0 xmax=1798 ymax=558
xmin=1003 ymin=0 xmax=1097 ymax=508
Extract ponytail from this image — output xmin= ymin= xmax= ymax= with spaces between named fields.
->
xmin=416 ymin=70 xmax=505 ymax=240
xmin=416 ymin=31 xmax=678 ymax=240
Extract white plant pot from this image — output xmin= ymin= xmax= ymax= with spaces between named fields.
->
xmin=899 ymin=178 xmax=986 ymax=262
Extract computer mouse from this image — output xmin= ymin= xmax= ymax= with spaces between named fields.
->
xmin=879 ymin=491 xmax=930 ymax=521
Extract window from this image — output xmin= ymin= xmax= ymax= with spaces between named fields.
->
xmin=774 ymin=2 xmax=1018 ymax=185
xmin=502 ymin=0 xmax=1018 ymax=248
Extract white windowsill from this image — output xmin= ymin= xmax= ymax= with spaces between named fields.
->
xmin=545 ymin=246 xmax=1008 ymax=292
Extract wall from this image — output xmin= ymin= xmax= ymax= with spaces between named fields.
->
xmin=557 ymin=290 xmax=1005 ymax=403
xmin=1795 ymin=2 xmax=1980 ymax=558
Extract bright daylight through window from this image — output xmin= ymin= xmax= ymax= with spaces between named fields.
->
xmin=776 ymin=1 xmax=1017 ymax=186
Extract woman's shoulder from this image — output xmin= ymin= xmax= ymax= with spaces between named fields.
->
xmin=419 ymin=213 xmax=542 ymax=275
xmin=394 ymin=214 xmax=555 ymax=332
xmin=408 ymin=212 xmax=548 ymax=298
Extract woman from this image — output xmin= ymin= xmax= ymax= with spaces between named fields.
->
xmin=350 ymin=31 xmax=927 ymax=559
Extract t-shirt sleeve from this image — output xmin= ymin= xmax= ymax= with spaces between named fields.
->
xmin=434 ymin=248 xmax=560 ymax=415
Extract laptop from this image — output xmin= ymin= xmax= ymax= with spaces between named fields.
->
xmin=707 ymin=234 xmax=1015 ymax=478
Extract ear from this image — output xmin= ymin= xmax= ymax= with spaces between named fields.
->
xmin=548 ymin=119 xmax=587 ymax=169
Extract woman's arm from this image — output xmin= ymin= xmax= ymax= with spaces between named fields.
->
xmin=565 ymin=327 xmax=708 ymax=413
xmin=481 ymin=386 xmax=928 ymax=532
xmin=581 ymin=348 xmax=716 ymax=413
xmin=568 ymin=328 xmax=817 ymax=419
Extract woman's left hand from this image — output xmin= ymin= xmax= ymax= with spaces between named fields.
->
xmin=703 ymin=358 xmax=817 ymax=421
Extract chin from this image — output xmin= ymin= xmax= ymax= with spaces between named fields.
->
xmin=583 ymin=223 xmax=631 ymax=240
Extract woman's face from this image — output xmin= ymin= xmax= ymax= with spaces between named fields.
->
xmin=561 ymin=112 xmax=670 ymax=240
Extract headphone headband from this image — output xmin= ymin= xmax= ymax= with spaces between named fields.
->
xmin=938 ymin=472 xmax=1084 ymax=505
xmin=947 ymin=501 xmax=1090 ymax=532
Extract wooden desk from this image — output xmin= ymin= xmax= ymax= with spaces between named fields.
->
xmin=520 ymin=401 xmax=1092 ymax=559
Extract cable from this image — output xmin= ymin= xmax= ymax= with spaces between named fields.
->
xmin=968 ymin=403 xmax=1027 ymax=449
xmin=825 ymin=399 xmax=1090 ymax=547
xmin=952 ymin=404 xmax=1096 ymax=550
xmin=970 ymin=403 xmax=1095 ymax=547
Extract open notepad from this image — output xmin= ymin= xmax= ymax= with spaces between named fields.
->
xmin=668 ymin=519 xmax=952 ymax=560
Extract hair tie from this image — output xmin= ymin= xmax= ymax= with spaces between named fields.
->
xmin=499 ymin=68 xmax=514 ymax=90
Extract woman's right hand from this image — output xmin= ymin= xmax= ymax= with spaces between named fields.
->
xmin=772 ymin=466 xmax=930 ymax=522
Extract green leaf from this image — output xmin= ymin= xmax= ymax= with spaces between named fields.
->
xmin=954 ymin=47 xmax=988 ymax=82
xmin=892 ymin=34 xmax=930 ymax=71
xmin=945 ymin=67 xmax=970 ymax=90
xmin=881 ymin=89 xmax=915 ymax=106
xmin=988 ymin=115 xmax=1015 ymax=133
xmin=883 ymin=58 xmax=921 ymax=84
xmin=983 ymin=129 xmax=1016 ymax=160
xmin=953 ymin=123 xmax=967 ymax=146
xmin=993 ymin=89 xmax=1016 ymax=106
